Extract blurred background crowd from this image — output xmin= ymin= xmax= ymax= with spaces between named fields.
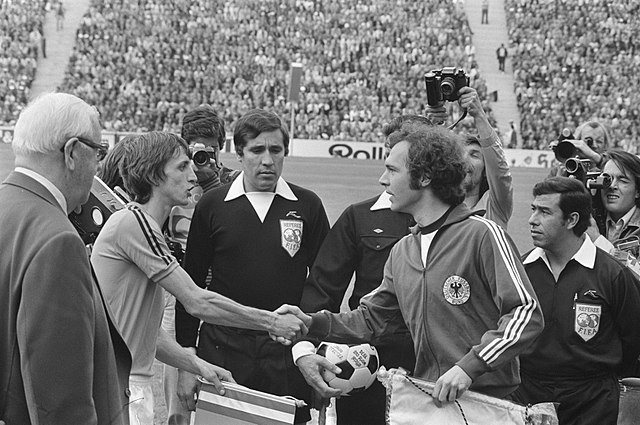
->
xmin=506 ymin=0 xmax=640 ymax=152
xmin=0 ymin=0 xmax=45 ymax=124
xmin=1 ymin=0 xmax=639 ymax=151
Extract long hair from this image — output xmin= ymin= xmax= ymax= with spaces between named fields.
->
xmin=119 ymin=132 xmax=188 ymax=204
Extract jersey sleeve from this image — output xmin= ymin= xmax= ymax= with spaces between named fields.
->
xmin=457 ymin=219 xmax=544 ymax=380
xmin=481 ymin=129 xmax=513 ymax=229
xmin=308 ymin=248 xmax=406 ymax=344
xmin=612 ymin=267 xmax=640 ymax=375
xmin=301 ymin=204 xmax=357 ymax=313
xmin=116 ymin=207 xmax=179 ymax=282
xmin=304 ymin=192 xmax=330 ymax=267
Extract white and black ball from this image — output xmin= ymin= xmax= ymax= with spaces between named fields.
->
xmin=316 ymin=342 xmax=379 ymax=396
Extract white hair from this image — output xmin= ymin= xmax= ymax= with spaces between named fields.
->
xmin=12 ymin=92 xmax=101 ymax=156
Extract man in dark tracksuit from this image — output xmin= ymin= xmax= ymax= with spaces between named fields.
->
xmin=514 ymin=177 xmax=640 ymax=425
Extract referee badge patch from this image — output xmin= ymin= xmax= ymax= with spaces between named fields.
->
xmin=443 ymin=275 xmax=470 ymax=305
xmin=280 ymin=219 xmax=303 ymax=258
xmin=574 ymin=303 xmax=601 ymax=341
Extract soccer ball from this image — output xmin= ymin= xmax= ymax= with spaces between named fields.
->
xmin=316 ymin=342 xmax=379 ymax=396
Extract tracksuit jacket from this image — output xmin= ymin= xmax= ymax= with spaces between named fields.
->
xmin=308 ymin=203 xmax=544 ymax=398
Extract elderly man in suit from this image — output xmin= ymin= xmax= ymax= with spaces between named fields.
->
xmin=0 ymin=92 xmax=131 ymax=425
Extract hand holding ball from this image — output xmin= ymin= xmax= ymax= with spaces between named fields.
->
xmin=316 ymin=342 xmax=379 ymax=396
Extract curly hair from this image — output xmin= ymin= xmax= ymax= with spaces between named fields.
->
xmin=387 ymin=124 xmax=467 ymax=205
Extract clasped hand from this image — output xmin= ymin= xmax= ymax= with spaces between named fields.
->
xmin=268 ymin=304 xmax=312 ymax=345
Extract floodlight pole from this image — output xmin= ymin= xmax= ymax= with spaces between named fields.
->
xmin=289 ymin=102 xmax=296 ymax=153
xmin=288 ymin=62 xmax=303 ymax=156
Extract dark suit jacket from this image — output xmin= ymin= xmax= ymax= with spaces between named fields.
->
xmin=0 ymin=172 xmax=131 ymax=425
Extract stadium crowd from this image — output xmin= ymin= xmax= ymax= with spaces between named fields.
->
xmin=56 ymin=0 xmax=492 ymax=142
xmin=0 ymin=0 xmax=46 ymax=125
xmin=506 ymin=0 xmax=640 ymax=152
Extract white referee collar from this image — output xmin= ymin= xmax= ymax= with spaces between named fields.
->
xmin=224 ymin=172 xmax=298 ymax=202
xmin=370 ymin=192 xmax=392 ymax=211
xmin=524 ymin=234 xmax=596 ymax=270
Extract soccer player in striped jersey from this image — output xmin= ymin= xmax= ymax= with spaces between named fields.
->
xmin=91 ymin=131 xmax=308 ymax=425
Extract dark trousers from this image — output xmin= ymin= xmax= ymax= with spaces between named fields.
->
xmin=335 ymin=335 xmax=415 ymax=425
xmin=512 ymin=371 xmax=619 ymax=425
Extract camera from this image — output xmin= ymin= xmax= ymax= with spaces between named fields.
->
xmin=424 ymin=67 xmax=469 ymax=107
xmin=189 ymin=143 xmax=216 ymax=166
xmin=550 ymin=127 xmax=598 ymax=163
xmin=564 ymin=157 xmax=611 ymax=190
xmin=550 ymin=128 xmax=576 ymax=162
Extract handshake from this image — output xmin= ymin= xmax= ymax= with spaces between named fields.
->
xmin=268 ymin=304 xmax=312 ymax=345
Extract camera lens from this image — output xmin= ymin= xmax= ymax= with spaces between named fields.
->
xmin=193 ymin=150 xmax=210 ymax=166
xmin=440 ymin=78 xmax=455 ymax=97
xmin=564 ymin=158 xmax=581 ymax=174
xmin=555 ymin=141 xmax=576 ymax=160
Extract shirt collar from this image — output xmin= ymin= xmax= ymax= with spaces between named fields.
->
xmin=15 ymin=167 xmax=68 ymax=213
xmin=523 ymin=235 xmax=596 ymax=270
xmin=370 ymin=192 xmax=392 ymax=211
xmin=607 ymin=206 xmax=636 ymax=229
xmin=224 ymin=172 xmax=298 ymax=202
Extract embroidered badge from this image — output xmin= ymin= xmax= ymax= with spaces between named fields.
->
xmin=443 ymin=275 xmax=470 ymax=305
xmin=280 ymin=219 xmax=303 ymax=258
xmin=574 ymin=303 xmax=601 ymax=341
xmin=373 ymin=228 xmax=383 ymax=234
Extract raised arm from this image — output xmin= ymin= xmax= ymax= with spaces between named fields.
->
xmin=461 ymin=87 xmax=513 ymax=229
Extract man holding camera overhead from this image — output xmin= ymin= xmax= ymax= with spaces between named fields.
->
xmin=425 ymin=68 xmax=513 ymax=229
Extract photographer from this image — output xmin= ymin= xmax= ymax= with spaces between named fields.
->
xmin=426 ymin=86 xmax=513 ymax=229
xmin=584 ymin=150 xmax=640 ymax=262
xmin=549 ymin=121 xmax=611 ymax=178
xmin=164 ymin=105 xmax=239 ymax=424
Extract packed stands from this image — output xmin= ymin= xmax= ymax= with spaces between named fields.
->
xmin=0 ymin=0 xmax=46 ymax=125
xmin=506 ymin=0 xmax=640 ymax=152
xmin=58 ymin=0 xmax=493 ymax=142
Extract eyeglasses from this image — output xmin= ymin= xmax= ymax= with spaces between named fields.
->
xmin=60 ymin=137 xmax=108 ymax=161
